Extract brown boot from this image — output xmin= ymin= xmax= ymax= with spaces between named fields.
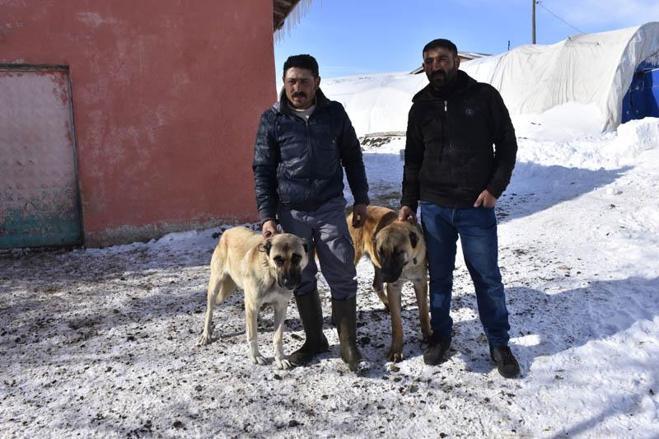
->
xmin=331 ymin=296 xmax=362 ymax=371
xmin=288 ymin=290 xmax=329 ymax=366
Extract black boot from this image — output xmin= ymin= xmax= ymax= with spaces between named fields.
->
xmin=288 ymin=291 xmax=329 ymax=366
xmin=490 ymin=345 xmax=520 ymax=378
xmin=332 ymin=297 xmax=362 ymax=372
xmin=423 ymin=335 xmax=452 ymax=365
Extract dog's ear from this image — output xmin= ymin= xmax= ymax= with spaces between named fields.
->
xmin=409 ymin=231 xmax=418 ymax=249
xmin=260 ymin=239 xmax=273 ymax=254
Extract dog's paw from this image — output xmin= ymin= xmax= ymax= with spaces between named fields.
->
xmin=197 ymin=333 xmax=212 ymax=346
xmin=387 ymin=349 xmax=404 ymax=363
xmin=275 ymin=358 xmax=293 ymax=370
xmin=249 ymin=353 xmax=267 ymax=365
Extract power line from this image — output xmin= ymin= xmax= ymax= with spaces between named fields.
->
xmin=536 ymin=1 xmax=585 ymax=35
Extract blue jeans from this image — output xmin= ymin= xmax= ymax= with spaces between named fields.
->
xmin=420 ymin=202 xmax=510 ymax=348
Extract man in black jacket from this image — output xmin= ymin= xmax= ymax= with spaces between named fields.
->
xmin=399 ymin=39 xmax=520 ymax=378
xmin=253 ymin=54 xmax=369 ymax=372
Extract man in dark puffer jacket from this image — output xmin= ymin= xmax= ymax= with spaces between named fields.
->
xmin=253 ymin=54 xmax=369 ymax=372
xmin=399 ymin=39 xmax=520 ymax=378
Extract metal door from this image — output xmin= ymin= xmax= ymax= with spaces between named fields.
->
xmin=0 ymin=66 xmax=82 ymax=248
xmin=622 ymin=64 xmax=659 ymax=123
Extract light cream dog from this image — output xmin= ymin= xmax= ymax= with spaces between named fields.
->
xmin=197 ymin=227 xmax=308 ymax=369
xmin=348 ymin=206 xmax=431 ymax=362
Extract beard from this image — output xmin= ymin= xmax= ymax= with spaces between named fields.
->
xmin=428 ymin=68 xmax=457 ymax=88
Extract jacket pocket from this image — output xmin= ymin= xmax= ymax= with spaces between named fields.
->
xmin=312 ymin=136 xmax=340 ymax=178
xmin=420 ymin=116 xmax=442 ymax=144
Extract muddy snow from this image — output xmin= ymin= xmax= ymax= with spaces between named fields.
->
xmin=1 ymin=112 xmax=658 ymax=437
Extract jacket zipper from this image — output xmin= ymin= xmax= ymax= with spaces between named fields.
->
xmin=444 ymin=100 xmax=449 ymax=149
xmin=443 ymin=100 xmax=451 ymax=183
xmin=441 ymin=100 xmax=448 ymax=157
xmin=305 ymin=114 xmax=311 ymax=150
xmin=305 ymin=116 xmax=312 ymax=178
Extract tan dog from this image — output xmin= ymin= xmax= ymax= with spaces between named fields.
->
xmin=348 ymin=206 xmax=431 ymax=362
xmin=197 ymin=227 xmax=308 ymax=369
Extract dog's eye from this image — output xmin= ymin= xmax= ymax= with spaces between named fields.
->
xmin=273 ymin=256 xmax=285 ymax=266
xmin=291 ymin=254 xmax=301 ymax=264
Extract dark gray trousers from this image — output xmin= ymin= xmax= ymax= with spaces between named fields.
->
xmin=278 ymin=197 xmax=357 ymax=300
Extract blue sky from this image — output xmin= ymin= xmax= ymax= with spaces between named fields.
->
xmin=274 ymin=0 xmax=659 ymax=78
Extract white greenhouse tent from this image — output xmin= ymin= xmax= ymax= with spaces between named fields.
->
xmin=323 ymin=22 xmax=659 ymax=135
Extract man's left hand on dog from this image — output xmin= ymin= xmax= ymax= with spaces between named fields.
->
xmin=351 ymin=203 xmax=368 ymax=228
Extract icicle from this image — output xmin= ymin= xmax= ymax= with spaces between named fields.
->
xmin=274 ymin=0 xmax=316 ymax=42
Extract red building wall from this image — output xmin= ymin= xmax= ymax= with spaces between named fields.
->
xmin=0 ymin=0 xmax=276 ymax=246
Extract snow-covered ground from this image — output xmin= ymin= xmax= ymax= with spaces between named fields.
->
xmin=2 ymin=95 xmax=658 ymax=437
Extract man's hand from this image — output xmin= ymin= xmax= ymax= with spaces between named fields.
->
xmin=473 ymin=189 xmax=497 ymax=208
xmin=262 ymin=220 xmax=278 ymax=238
xmin=398 ymin=205 xmax=416 ymax=223
xmin=351 ymin=204 xmax=368 ymax=228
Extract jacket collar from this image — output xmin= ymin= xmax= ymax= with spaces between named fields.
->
xmin=412 ymin=70 xmax=475 ymax=103
xmin=274 ymin=87 xmax=331 ymax=115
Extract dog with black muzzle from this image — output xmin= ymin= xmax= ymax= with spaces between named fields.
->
xmin=348 ymin=206 xmax=431 ymax=362
xmin=197 ymin=227 xmax=308 ymax=369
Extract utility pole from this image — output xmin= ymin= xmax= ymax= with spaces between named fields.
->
xmin=532 ymin=0 xmax=537 ymax=44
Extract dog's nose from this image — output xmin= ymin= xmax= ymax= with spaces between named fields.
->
xmin=381 ymin=271 xmax=401 ymax=283
xmin=281 ymin=273 xmax=301 ymax=289
xmin=283 ymin=279 xmax=299 ymax=289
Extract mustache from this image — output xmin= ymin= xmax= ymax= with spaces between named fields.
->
xmin=292 ymin=91 xmax=307 ymax=98
xmin=431 ymin=70 xmax=447 ymax=78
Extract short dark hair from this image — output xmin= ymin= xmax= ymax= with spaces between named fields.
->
xmin=422 ymin=39 xmax=458 ymax=56
xmin=283 ymin=54 xmax=319 ymax=77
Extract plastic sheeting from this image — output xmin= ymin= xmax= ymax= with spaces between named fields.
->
xmin=463 ymin=22 xmax=659 ymax=131
xmin=323 ymin=23 xmax=659 ymax=135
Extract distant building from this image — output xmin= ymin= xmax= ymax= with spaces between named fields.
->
xmin=0 ymin=0 xmax=301 ymax=248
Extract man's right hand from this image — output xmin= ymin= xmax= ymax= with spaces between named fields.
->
xmin=398 ymin=205 xmax=416 ymax=223
xmin=262 ymin=220 xmax=278 ymax=238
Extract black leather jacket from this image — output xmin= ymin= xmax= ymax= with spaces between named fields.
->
xmin=253 ymin=89 xmax=369 ymax=222
xmin=401 ymin=70 xmax=517 ymax=210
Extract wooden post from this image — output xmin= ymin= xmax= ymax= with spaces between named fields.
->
xmin=532 ymin=0 xmax=537 ymax=44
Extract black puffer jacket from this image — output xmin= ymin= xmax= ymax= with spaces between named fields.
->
xmin=253 ymin=89 xmax=369 ymax=222
xmin=401 ymin=70 xmax=517 ymax=210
